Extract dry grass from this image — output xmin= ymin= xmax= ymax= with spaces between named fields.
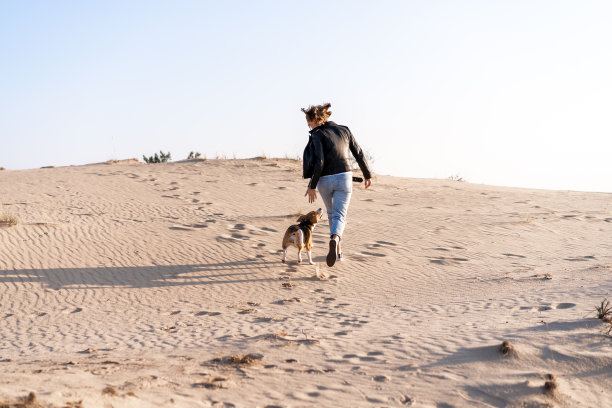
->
xmin=0 ymin=167 xmax=5 ymax=171
xmin=499 ymin=340 xmax=517 ymax=356
xmin=283 ymin=153 xmax=300 ymax=161
xmin=106 ymin=158 xmax=139 ymax=165
xmin=595 ymin=298 xmax=611 ymax=320
xmin=212 ymin=353 xmax=263 ymax=365
xmin=101 ymin=386 xmax=117 ymax=396
xmin=0 ymin=214 xmax=17 ymax=227
xmin=0 ymin=392 xmax=43 ymax=408
xmin=595 ymin=298 xmax=612 ymax=336
xmin=543 ymin=373 xmax=559 ymax=398
xmin=448 ymin=174 xmax=465 ymax=182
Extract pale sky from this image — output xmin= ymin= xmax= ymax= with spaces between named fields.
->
xmin=1 ymin=1 xmax=611 ymax=192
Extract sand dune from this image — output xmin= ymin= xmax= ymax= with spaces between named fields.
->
xmin=0 ymin=158 xmax=611 ymax=407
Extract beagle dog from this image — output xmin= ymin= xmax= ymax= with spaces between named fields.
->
xmin=281 ymin=208 xmax=323 ymax=264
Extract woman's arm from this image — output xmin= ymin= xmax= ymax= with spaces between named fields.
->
xmin=308 ymin=132 xmax=325 ymax=189
xmin=347 ymin=129 xmax=372 ymax=182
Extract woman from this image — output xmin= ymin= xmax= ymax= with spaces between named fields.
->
xmin=302 ymin=103 xmax=372 ymax=267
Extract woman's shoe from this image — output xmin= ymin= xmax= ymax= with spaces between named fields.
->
xmin=326 ymin=239 xmax=337 ymax=267
xmin=337 ymin=252 xmax=343 ymax=262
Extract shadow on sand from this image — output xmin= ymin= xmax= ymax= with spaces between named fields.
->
xmin=0 ymin=259 xmax=318 ymax=290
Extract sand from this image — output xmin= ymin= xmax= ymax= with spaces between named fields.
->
xmin=0 ymin=158 xmax=611 ymax=407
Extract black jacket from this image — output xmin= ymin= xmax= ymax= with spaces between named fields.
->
xmin=303 ymin=121 xmax=372 ymax=189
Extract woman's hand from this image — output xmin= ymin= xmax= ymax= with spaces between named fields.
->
xmin=305 ymin=188 xmax=317 ymax=203
xmin=364 ymin=179 xmax=372 ymax=189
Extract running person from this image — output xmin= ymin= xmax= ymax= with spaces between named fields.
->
xmin=302 ymin=103 xmax=372 ymax=267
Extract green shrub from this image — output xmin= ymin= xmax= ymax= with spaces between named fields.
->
xmin=143 ymin=151 xmax=171 ymax=164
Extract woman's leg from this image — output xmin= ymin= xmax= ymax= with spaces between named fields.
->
xmin=326 ymin=173 xmax=352 ymax=266
xmin=329 ymin=173 xmax=352 ymax=239
xmin=316 ymin=176 xmax=334 ymax=228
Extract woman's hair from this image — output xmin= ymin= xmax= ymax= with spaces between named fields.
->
xmin=301 ymin=103 xmax=332 ymax=127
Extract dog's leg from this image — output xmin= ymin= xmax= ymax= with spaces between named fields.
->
xmin=282 ymin=248 xmax=287 ymax=263
xmin=297 ymin=230 xmax=304 ymax=264
xmin=307 ymin=250 xmax=314 ymax=265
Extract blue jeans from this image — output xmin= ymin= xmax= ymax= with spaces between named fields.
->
xmin=317 ymin=172 xmax=352 ymax=238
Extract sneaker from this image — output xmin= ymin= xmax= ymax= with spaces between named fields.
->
xmin=326 ymin=239 xmax=337 ymax=267
xmin=337 ymin=252 xmax=344 ymax=262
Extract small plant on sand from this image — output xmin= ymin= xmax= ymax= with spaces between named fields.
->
xmin=0 ymin=391 xmax=40 ymax=407
xmin=499 ymin=340 xmax=516 ymax=356
xmin=212 ymin=353 xmax=263 ymax=365
xmin=595 ymin=298 xmax=611 ymax=320
xmin=448 ymin=174 xmax=465 ymax=182
xmin=594 ymin=298 xmax=612 ymax=336
xmin=543 ymin=374 xmax=559 ymax=398
xmin=0 ymin=213 xmax=17 ymax=227
xmin=349 ymin=147 xmax=374 ymax=171
xmin=143 ymin=151 xmax=171 ymax=164
xmin=187 ymin=151 xmax=201 ymax=159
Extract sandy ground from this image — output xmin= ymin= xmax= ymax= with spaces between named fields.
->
xmin=0 ymin=158 xmax=611 ymax=407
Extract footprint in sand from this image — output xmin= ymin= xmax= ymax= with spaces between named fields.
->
xmin=273 ymin=298 xmax=301 ymax=305
xmin=195 ymin=311 xmax=222 ymax=316
xmin=429 ymin=257 xmax=468 ymax=265
xmin=261 ymin=227 xmax=277 ymax=232
xmin=376 ymin=241 xmax=398 ymax=246
xmin=555 ymin=303 xmax=576 ymax=309
xmin=71 ymin=307 xmax=83 ymax=313
xmin=169 ymin=226 xmax=194 ymax=231
xmin=564 ymin=255 xmax=595 ymax=262
xmin=362 ymin=251 xmax=387 ymax=257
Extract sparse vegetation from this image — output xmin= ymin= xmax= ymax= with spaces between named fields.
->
xmin=0 ymin=391 xmax=42 ymax=407
xmin=448 ymin=174 xmax=465 ymax=182
xmin=349 ymin=148 xmax=374 ymax=171
xmin=0 ymin=213 xmax=17 ymax=227
xmin=143 ymin=151 xmax=171 ymax=164
xmin=187 ymin=151 xmax=201 ymax=159
xmin=543 ymin=374 xmax=559 ymax=398
xmin=499 ymin=340 xmax=516 ymax=356
xmin=0 ymin=167 xmax=5 ymax=170
xmin=594 ymin=298 xmax=612 ymax=336
xmin=211 ymin=353 xmax=263 ymax=365
xmin=595 ymin=298 xmax=611 ymax=320
xmin=283 ymin=153 xmax=300 ymax=161
xmin=102 ymin=386 xmax=117 ymax=396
